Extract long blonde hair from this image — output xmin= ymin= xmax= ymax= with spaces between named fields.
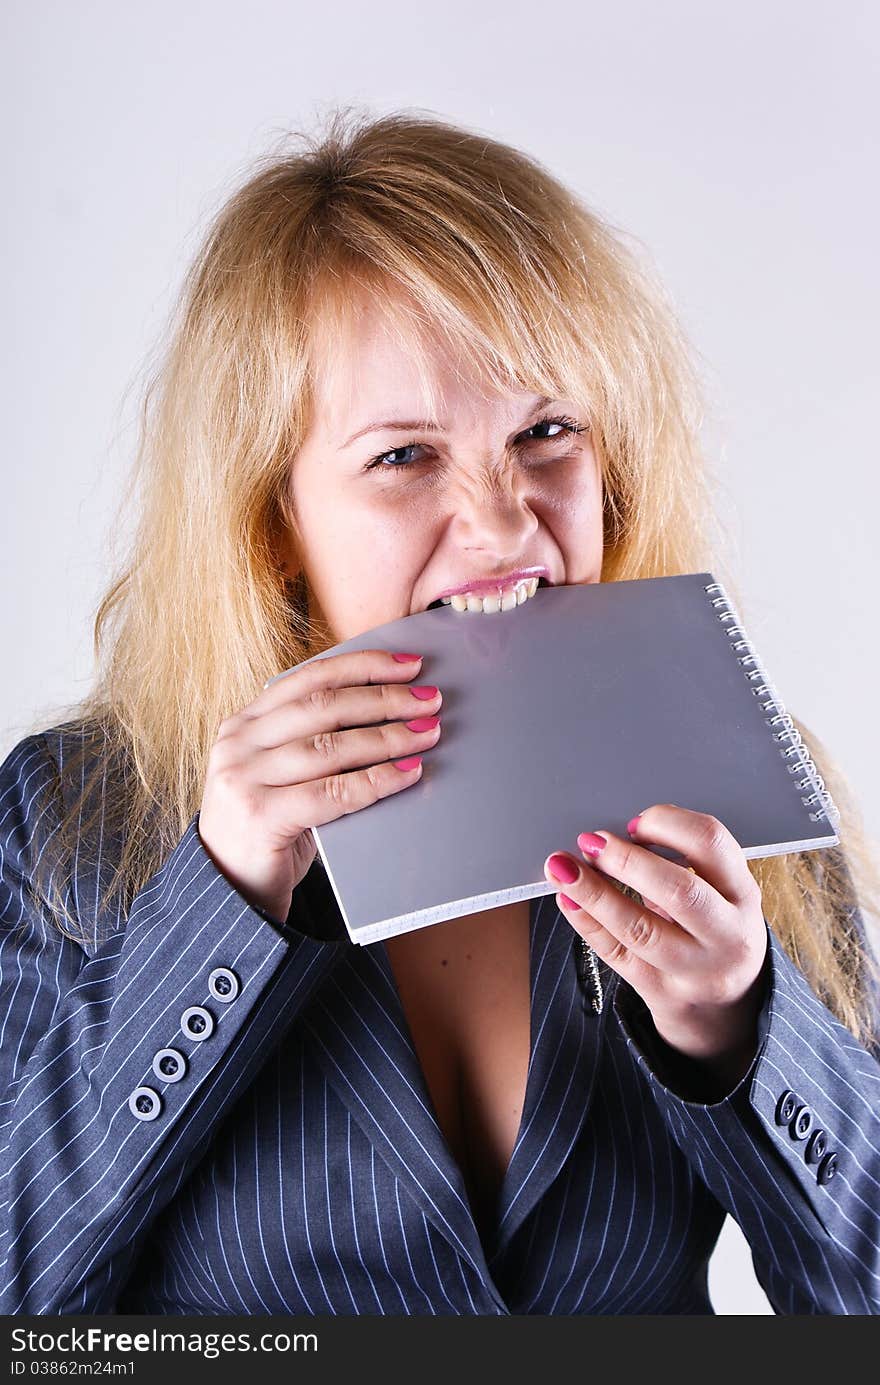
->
xmin=21 ymin=105 xmax=880 ymax=1048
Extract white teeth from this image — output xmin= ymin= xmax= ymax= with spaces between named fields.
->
xmin=442 ymin=577 xmax=542 ymax=614
xmin=470 ymin=593 xmax=493 ymax=612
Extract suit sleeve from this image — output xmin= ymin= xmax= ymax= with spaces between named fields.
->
xmin=613 ymin=889 xmax=880 ymax=1315
xmin=0 ymin=733 xmax=350 ymax=1314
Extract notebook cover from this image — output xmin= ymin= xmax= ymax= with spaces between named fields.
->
xmin=265 ymin=572 xmax=839 ymax=944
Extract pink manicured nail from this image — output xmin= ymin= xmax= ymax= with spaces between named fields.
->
xmin=405 ymin=716 xmax=441 ymax=732
xmin=546 ymin=853 xmax=579 ymax=884
xmin=577 ymin=832 xmax=607 ymax=856
xmin=558 ymin=893 xmax=579 ymax=910
xmin=627 ymin=815 xmax=642 ymax=835
xmin=392 ymin=652 xmax=423 ymax=663
xmin=393 ymin=755 xmax=423 ymax=771
xmin=409 ymin=684 xmax=439 ymax=700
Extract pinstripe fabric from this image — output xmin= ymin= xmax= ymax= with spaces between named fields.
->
xmin=1 ymin=728 xmax=879 ymax=1315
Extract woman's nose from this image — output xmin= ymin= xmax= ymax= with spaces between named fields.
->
xmin=442 ymin=473 xmax=538 ymax=545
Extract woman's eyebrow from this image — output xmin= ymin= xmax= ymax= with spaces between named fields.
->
xmin=339 ymin=394 xmax=554 ymax=450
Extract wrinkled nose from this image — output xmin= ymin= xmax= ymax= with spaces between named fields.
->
xmin=445 ymin=476 xmax=537 ymax=546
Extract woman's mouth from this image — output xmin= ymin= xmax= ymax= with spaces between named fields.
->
xmin=425 ymin=575 xmax=550 ymax=614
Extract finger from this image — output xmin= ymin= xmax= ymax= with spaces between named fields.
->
xmin=250 ymin=713 xmax=443 ymax=787
xmin=544 ymin=852 xmax=697 ymax=973
xmin=247 ymin=678 xmax=443 ymax=752
xmin=258 ymin=753 xmax=434 ymax=839
xmin=574 ymin=826 xmax=726 ymax=944
xmin=626 ymin=804 xmax=757 ymax=909
xmin=641 ymin=896 xmax=677 ymax=924
xmin=256 ymin=648 xmax=426 ymax=711
xmin=554 ymin=890 xmax=663 ymax=993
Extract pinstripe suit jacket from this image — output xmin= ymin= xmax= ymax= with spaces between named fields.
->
xmin=1 ymin=727 xmax=879 ymax=1316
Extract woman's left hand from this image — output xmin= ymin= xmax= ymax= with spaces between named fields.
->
xmin=544 ymin=804 xmax=770 ymax=1088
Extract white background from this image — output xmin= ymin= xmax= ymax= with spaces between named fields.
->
xmin=4 ymin=0 xmax=879 ymax=1313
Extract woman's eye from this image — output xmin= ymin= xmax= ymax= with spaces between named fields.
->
xmin=366 ymin=442 xmax=427 ymax=471
xmin=526 ymin=417 xmax=571 ymax=441
xmin=364 ymin=414 xmax=585 ymax=474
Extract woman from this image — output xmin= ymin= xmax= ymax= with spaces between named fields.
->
xmin=2 ymin=108 xmax=879 ymax=1316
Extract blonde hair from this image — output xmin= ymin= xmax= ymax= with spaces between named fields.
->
xmin=21 ymin=105 xmax=880 ymax=1049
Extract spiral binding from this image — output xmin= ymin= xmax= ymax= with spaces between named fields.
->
xmin=703 ymin=580 xmax=840 ymax=827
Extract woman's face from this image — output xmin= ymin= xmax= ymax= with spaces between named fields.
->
xmin=283 ymin=300 xmax=604 ymax=643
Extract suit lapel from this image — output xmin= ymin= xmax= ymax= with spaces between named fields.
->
xmin=299 ymin=924 xmax=492 ymax=1282
xmin=299 ymin=890 xmax=611 ymax=1290
xmin=489 ymin=893 xmax=614 ymax=1262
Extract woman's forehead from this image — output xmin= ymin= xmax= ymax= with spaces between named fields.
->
xmin=309 ymin=316 xmax=530 ymax=435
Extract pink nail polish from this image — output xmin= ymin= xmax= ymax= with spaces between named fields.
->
xmin=577 ymin=832 xmax=606 ymax=856
xmin=409 ymin=685 xmax=439 ymax=700
xmin=405 ymin=716 xmax=441 ymax=732
xmin=546 ymin=853 xmax=579 ymax=884
xmin=558 ymin=893 xmax=579 ymax=910
xmin=393 ymin=755 xmax=423 ymax=771
xmin=627 ymin=815 xmax=642 ymax=836
xmin=392 ymin=652 xmax=423 ymax=663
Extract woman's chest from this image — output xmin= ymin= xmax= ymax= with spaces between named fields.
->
xmin=122 ymin=998 xmax=712 ymax=1317
xmin=381 ymin=903 xmax=533 ymax=1237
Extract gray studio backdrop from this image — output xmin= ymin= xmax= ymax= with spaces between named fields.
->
xmin=3 ymin=0 xmax=878 ymax=1314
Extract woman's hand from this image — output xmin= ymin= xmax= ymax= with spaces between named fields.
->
xmin=198 ymin=650 xmax=442 ymax=924
xmin=544 ymin=804 xmax=769 ymax=1090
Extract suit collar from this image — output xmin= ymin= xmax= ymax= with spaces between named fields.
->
xmin=299 ymin=891 xmax=613 ymax=1304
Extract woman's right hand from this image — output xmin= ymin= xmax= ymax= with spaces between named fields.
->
xmin=197 ymin=650 xmax=442 ymax=924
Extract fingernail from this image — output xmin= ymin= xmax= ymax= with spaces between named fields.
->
xmin=577 ymin=832 xmax=607 ymax=856
xmin=392 ymin=652 xmax=423 ymax=663
xmin=405 ymin=716 xmax=441 ymax=732
xmin=393 ymin=755 xmax=423 ymax=771
xmin=409 ymin=684 xmax=439 ymax=700
xmin=627 ymin=815 xmax=642 ymax=836
xmin=558 ymin=893 xmax=579 ymax=910
xmin=546 ymin=853 xmax=579 ymax=884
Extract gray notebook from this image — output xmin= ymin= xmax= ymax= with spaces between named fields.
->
xmin=265 ymin=572 xmax=839 ymax=945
